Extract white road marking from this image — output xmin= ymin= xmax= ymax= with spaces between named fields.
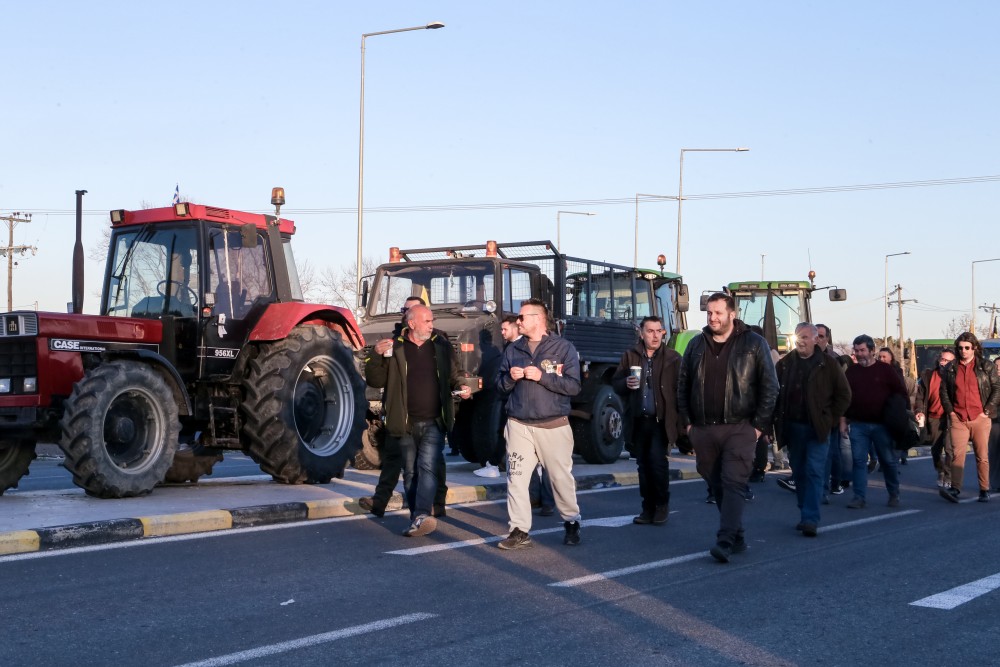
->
xmin=386 ymin=514 xmax=639 ymax=556
xmin=549 ymin=509 xmax=922 ymax=588
xmin=910 ymin=573 xmax=1000 ymax=610
xmin=172 ymin=612 xmax=436 ymax=666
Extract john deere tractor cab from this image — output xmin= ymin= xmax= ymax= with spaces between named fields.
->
xmin=703 ymin=273 xmax=846 ymax=353
xmin=0 ymin=189 xmax=367 ymax=498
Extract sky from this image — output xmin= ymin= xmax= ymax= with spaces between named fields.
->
xmin=3 ymin=1 xmax=999 ymax=344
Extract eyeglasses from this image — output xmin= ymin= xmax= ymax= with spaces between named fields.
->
xmin=516 ymin=313 xmax=542 ymax=321
xmin=958 ymin=344 xmax=974 ymax=350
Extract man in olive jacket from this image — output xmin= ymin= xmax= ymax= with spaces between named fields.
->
xmin=612 ymin=316 xmax=682 ymax=525
xmin=774 ymin=322 xmax=852 ymax=536
xmin=366 ymin=305 xmax=470 ymax=536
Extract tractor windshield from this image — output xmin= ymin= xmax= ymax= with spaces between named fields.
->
xmin=103 ymin=226 xmax=200 ymax=318
xmin=735 ymin=289 xmax=805 ymax=339
xmin=369 ymin=261 xmax=498 ymax=317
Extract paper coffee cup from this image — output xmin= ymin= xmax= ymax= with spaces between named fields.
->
xmin=629 ymin=366 xmax=642 ymax=386
xmin=382 ymin=342 xmax=393 ymax=357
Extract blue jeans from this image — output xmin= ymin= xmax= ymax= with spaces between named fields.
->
xmin=398 ymin=420 xmax=445 ymax=519
xmin=848 ymin=421 xmax=899 ymax=501
xmin=784 ymin=421 xmax=830 ymax=525
xmin=823 ymin=429 xmax=840 ymax=493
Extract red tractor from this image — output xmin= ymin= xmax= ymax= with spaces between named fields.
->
xmin=0 ymin=188 xmax=367 ymax=498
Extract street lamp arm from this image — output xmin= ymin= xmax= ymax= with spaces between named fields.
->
xmin=363 ymin=22 xmax=445 ymax=38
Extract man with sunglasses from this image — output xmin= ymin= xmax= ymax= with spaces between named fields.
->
xmin=496 ymin=298 xmax=583 ymax=550
xmin=939 ymin=332 xmax=1000 ymax=503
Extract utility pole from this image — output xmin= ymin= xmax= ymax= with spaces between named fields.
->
xmin=0 ymin=212 xmax=37 ymax=312
xmin=979 ymin=303 xmax=999 ymax=339
xmin=888 ymin=284 xmax=917 ymax=378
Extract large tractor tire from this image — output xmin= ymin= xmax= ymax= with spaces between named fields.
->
xmin=162 ymin=443 xmax=224 ymax=483
xmin=351 ymin=420 xmax=383 ymax=470
xmin=572 ymin=384 xmax=625 ymax=464
xmin=241 ymin=325 xmax=366 ymax=484
xmin=0 ymin=441 xmax=35 ymax=495
xmin=60 ymin=361 xmax=181 ymax=498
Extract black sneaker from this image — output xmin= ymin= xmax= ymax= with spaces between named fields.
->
xmin=563 ymin=521 xmax=581 ymax=546
xmin=402 ymin=514 xmax=437 ymax=537
xmin=705 ymin=491 xmax=717 ymax=504
xmin=940 ymin=487 xmax=960 ymax=504
xmin=979 ymin=490 xmax=990 ymax=503
xmin=744 ymin=486 xmax=755 ymax=501
xmin=710 ymin=542 xmax=733 ymax=563
xmin=777 ymin=476 xmax=796 ymax=492
xmin=831 ymin=484 xmax=845 ymax=495
xmin=497 ymin=528 xmax=533 ymax=550
xmin=800 ymin=522 xmax=818 ymax=537
xmin=731 ymin=537 xmax=748 ymax=554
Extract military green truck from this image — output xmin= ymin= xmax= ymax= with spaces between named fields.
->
xmin=356 ymin=240 xmax=692 ymax=467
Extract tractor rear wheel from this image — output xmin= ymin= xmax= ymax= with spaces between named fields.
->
xmin=241 ymin=326 xmax=366 ymax=484
xmin=60 ymin=361 xmax=180 ymax=498
xmin=0 ymin=441 xmax=35 ymax=495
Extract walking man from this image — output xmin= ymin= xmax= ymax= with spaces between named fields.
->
xmin=612 ymin=316 xmax=682 ymax=525
xmin=841 ymin=335 xmax=907 ymax=509
xmin=939 ymin=332 xmax=1000 ymax=503
xmin=915 ymin=349 xmax=955 ymax=487
xmin=774 ymin=323 xmax=851 ymax=536
xmin=678 ymin=293 xmax=778 ymax=563
xmin=496 ymin=298 xmax=583 ymax=549
xmin=365 ymin=304 xmax=470 ymax=536
xmin=360 ymin=297 xmax=449 ymax=518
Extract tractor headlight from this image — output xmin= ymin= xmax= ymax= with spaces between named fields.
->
xmin=0 ymin=379 xmax=10 ymax=393
xmin=23 ymin=377 xmax=37 ymax=393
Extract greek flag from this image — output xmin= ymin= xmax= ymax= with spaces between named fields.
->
xmin=172 ymin=184 xmax=180 ymax=205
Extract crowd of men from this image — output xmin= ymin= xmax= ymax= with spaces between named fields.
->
xmin=360 ymin=292 xmax=1000 ymax=563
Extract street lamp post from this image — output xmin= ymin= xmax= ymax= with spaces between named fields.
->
xmin=634 ymin=193 xmax=677 ymax=268
xmin=971 ymin=258 xmax=1000 ymax=333
xmin=884 ymin=251 xmax=910 ymax=344
xmin=357 ymin=21 xmax=445 ymax=308
xmin=676 ymin=147 xmax=749 ymax=274
xmin=556 ymin=210 xmax=596 ymax=253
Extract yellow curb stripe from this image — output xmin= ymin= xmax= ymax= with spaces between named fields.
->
xmin=305 ymin=499 xmax=354 ymax=519
xmin=139 ymin=510 xmax=232 ymax=537
xmin=609 ymin=472 xmax=640 ymax=485
xmin=446 ymin=486 xmax=489 ymax=503
xmin=0 ymin=530 xmax=40 ymax=555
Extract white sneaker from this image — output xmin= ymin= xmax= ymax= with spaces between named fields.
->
xmin=473 ymin=464 xmax=500 ymax=478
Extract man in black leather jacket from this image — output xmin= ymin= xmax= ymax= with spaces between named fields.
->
xmin=678 ymin=292 xmax=779 ymax=562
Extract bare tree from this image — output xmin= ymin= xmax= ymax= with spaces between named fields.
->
xmin=943 ymin=315 xmax=991 ymax=340
xmin=317 ymin=257 xmax=380 ymax=310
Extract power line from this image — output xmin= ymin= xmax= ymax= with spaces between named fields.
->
xmin=4 ymin=173 xmax=999 ymax=217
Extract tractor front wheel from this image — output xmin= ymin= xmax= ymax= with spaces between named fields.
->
xmin=0 ymin=441 xmax=35 ymax=495
xmin=59 ymin=361 xmax=180 ymax=498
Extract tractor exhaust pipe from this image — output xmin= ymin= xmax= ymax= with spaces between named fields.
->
xmin=72 ymin=189 xmax=87 ymax=314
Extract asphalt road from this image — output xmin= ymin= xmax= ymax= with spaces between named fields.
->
xmin=2 ymin=456 xmax=998 ymax=666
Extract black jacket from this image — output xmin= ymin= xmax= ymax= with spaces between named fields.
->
xmin=612 ymin=341 xmax=682 ymax=443
xmin=939 ymin=357 xmax=1000 ymax=419
xmin=774 ymin=350 xmax=852 ymax=442
xmin=677 ymin=320 xmax=779 ymax=432
xmin=364 ymin=329 xmax=464 ymax=437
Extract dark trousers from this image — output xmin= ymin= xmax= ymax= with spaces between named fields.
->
xmin=752 ymin=434 xmax=769 ymax=474
xmin=990 ymin=419 xmax=1000 ymax=491
xmin=372 ymin=424 xmax=448 ymax=513
xmin=691 ymin=421 xmax=756 ymax=546
xmin=927 ymin=416 xmax=948 ymax=471
xmin=633 ymin=416 xmax=671 ymax=510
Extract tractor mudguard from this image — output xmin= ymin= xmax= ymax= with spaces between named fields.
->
xmin=249 ymin=303 xmax=365 ymax=350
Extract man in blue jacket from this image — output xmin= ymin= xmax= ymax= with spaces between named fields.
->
xmin=495 ymin=298 xmax=583 ymax=550
xmin=678 ymin=292 xmax=779 ymax=563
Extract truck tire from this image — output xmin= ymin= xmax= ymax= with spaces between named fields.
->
xmin=572 ymin=385 xmax=625 ymax=464
xmin=241 ymin=326 xmax=366 ymax=484
xmin=352 ymin=420 xmax=383 ymax=470
xmin=60 ymin=361 xmax=181 ymax=498
xmin=162 ymin=445 xmax=224 ymax=483
xmin=0 ymin=441 xmax=35 ymax=495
